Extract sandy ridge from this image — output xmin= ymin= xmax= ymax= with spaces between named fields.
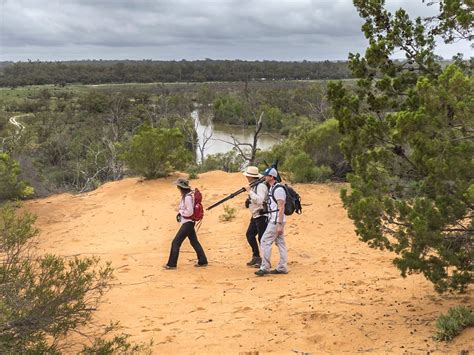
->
xmin=24 ymin=171 xmax=473 ymax=354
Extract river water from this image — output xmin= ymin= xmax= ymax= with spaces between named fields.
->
xmin=192 ymin=110 xmax=281 ymax=162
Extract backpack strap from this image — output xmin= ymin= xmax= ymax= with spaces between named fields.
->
xmin=270 ymin=183 xmax=285 ymax=205
xmin=267 ymin=183 xmax=286 ymax=222
xmin=181 ymin=192 xmax=194 ymax=218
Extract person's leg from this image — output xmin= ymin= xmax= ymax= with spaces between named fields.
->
xmin=259 ymin=223 xmax=277 ymax=272
xmin=255 ymin=216 xmax=268 ymax=245
xmin=166 ymin=223 xmax=189 ymax=267
xmin=187 ymin=223 xmax=208 ymax=265
xmin=246 ymin=218 xmax=260 ymax=261
xmin=274 ymin=232 xmax=288 ymax=273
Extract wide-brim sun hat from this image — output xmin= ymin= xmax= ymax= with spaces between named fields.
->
xmin=174 ymin=177 xmax=191 ymax=189
xmin=243 ymin=166 xmax=262 ymax=178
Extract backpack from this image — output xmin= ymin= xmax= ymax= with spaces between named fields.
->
xmin=191 ymin=189 xmax=204 ymax=222
xmin=271 ymin=183 xmax=302 ymax=216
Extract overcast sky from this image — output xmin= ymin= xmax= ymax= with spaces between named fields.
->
xmin=0 ymin=0 xmax=471 ymax=62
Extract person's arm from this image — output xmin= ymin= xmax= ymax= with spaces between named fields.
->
xmin=274 ymin=187 xmax=286 ymax=235
xmin=276 ymin=198 xmax=285 ymax=235
xmin=249 ymin=183 xmax=267 ymax=205
xmin=180 ymin=195 xmax=194 ymax=218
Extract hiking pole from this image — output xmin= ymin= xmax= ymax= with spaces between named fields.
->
xmin=206 ymin=176 xmax=265 ymax=211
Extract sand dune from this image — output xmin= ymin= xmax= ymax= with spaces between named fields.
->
xmin=24 ymin=171 xmax=473 ymax=353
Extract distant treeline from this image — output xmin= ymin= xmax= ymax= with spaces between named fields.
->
xmin=0 ymin=59 xmax=351 ymax=87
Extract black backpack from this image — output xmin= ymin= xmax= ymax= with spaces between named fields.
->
xmin=271 ymin=183 xmax=302 ymax=216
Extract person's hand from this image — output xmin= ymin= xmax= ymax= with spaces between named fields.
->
xmin=276 ymin=223 xmax=284 ymax=236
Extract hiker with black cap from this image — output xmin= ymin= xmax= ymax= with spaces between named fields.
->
xmin=242 ymin=166 xmax=269 ymax=268
xmin=255 ymin=167 xmax=288 ymax=276
xmin=164 ymin=177 xmax=208 ymax=269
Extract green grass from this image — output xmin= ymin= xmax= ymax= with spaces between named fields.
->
xmin=434 ymin=306 xmax=474 ymax=341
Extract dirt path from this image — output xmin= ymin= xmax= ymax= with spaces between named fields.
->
xmin=9 ymin=115 xmax=26 ymax=131
xmin=24 ymin=171 xmax=473 ymax=353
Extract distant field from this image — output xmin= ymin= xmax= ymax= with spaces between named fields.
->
xmin=0 ymin=79 xmax=357 ymax=104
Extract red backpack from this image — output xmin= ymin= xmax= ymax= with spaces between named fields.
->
xmin=191 ymin=189 xmax=204 ymax=222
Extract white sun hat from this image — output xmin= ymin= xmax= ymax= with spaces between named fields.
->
xmin=242 ymin=166 xmax=262 ymax=178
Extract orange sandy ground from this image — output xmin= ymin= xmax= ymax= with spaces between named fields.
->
xmin=24 ymin=171 xmax=473 ymax=354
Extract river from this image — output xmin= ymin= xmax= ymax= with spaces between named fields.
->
xmin=192 ymin=110 xmax=281 ymax=162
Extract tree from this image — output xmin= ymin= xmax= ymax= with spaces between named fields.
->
xmin=218 ymin=112 xmax=264 ymax=165
xmin=121 ymin=126 xmax=192 ymax=179
xmin=328 ymin=0 xmax=473 ymax=292
xmin=0 ymin=153 xmax=34 ymax=202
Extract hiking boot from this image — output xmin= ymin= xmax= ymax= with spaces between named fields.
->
xmin=246 ymin=256 xmax=262 ymax=267
xmin=194 ymin=263 xmax=208 ymax=267
xmin=255 ymin=269 xmax=269 ymax=277
xmin=163 ymin=264 xmax=176 ymax=270
xmin=269 ymin=269 xmax=288 ymax=275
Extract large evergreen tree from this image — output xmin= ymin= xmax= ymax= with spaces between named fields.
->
xmin=328 ymin=0 xmax=473 ymax=292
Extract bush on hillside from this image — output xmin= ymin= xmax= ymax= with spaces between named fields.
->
xmin=301 ymin=118 xmax=348 ymax=177
xmin=434 ymin=306 xmax=474 ymax=341
xmin=121 ymin=126 xmax=191 ymax=179
xmin=200 ymin=150 xmax=246 ymax=173
xmin=256 ymin=118 xmax=347 ymax=182
xmin=0 ymin=205 xmax=148 ymax=353
xmin=284 ymin=151 xmax=332 ymax=183
xmin=0 ymin=153 xmax=34 ymax=202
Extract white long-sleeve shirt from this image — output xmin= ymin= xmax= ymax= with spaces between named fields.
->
xmin=179 ymin=193 xmax=194 ymax=224
xmin=248 ymin=182 xmax=269 ymax=218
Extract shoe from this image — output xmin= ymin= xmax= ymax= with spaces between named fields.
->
xmin=246 ymin=256 xmax=262 ymax=267
xmin=194 ymin=263 xmax=208 ymax=267
xmin=255 ymin=269 xmax=269 ymax=277
xmin=269 ymin=269 xmax=288 ymax=275
xmin=163 ymin=264 xmax=176 ymax=270
xmin=252 ymin=263 xmax=261 ymax=269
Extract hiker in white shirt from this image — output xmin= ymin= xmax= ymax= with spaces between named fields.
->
xmin=243 ymin=166 xmax=269 ymax=267
xmin=255 ymin=168 xmax=288 ymax=276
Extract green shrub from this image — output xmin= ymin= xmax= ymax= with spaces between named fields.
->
xmin=186 ymin=165 xmax=199 ymax=180
xmin=283 ymin=151 xmax=332 ymax=183
xmin=301 ymin=118 xmax=347 ymax=177
xmin=0 ymin=153 xmax=34 ymax=202
xmin=219 ymin=205 xmax=237 ymax=222
xmin=212 ymin=95 xmax=250 ymax=125
xmin=434 ymin=306 xmax=474 ymax=341
xmin=0 ymin=205 xmax=148 ymax=353
xmin=257 ymin=118 xmax=346 ymax=181
xmin=200 ymin=150 xmax=245 ymax=173
xmin=121 ymin=126 xmax=192 ymax=179
xmin=261 ymin=105 xmax=285 ymax=130
xmin=313 ymin=165 xmax=333 ymax=182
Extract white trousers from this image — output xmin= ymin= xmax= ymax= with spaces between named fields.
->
xmin=259 ymin=222 xmax=288 ymax=273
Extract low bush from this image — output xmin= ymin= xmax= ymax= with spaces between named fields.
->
xmin=434 ymin=306 xmax=474 ymax=341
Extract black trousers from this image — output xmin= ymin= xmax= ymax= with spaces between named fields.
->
xmin=246 ymin=216 xmax=268 ymax=257
xmin=167 ymin=221 xmax=208 ymax=267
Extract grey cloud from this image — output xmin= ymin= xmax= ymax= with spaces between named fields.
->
xmin=0 ymin=0 xmax=470 ymax=61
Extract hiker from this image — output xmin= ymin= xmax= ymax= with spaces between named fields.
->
xmin=243 ymin=166 xmax=269 ymax=267
xmin=164 ymin=178 xmax=208 ymax=269
xmin=255 ymin=167 xmax=288 ymax=276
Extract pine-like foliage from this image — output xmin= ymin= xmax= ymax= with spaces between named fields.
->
xmin=328 ymin=0 xmax=473 ymax=292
